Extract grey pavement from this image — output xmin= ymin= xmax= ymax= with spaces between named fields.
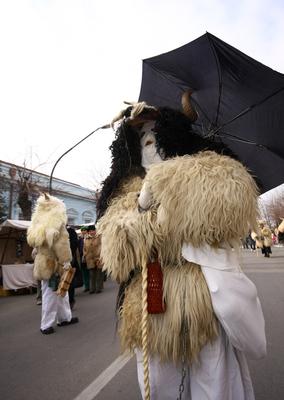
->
xmin=0 ymin=246 xmax=284 ymax=400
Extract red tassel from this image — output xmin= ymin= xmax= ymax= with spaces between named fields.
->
xmin=147 ymin=260 xmax=166 ymax=314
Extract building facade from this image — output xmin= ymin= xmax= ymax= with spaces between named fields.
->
xmin=0 ymin=160 xmax=97 ymax=225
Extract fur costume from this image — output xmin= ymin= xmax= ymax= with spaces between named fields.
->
xmin=278 ymin=219 xmax=284 ymax=233
xmin=260 ymin=225 xmax=273 ymax=247
xmin=251 ymin=222 xmax=273 ymax=250
xmin=27 ymin=194 xmax=72 ymax=280
xmin=278 ymin=219 xmax=284 ymax=244
xmin=98 ymin=151 xmax=259 ymax=363
xmin=97 ymin=100 xmax=265 ymax=399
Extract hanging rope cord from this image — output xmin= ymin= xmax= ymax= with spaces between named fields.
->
xmin=141 ymin=256 xmax=151 ymax=400
xmin=48 ymin=124 xmax=110 ymax=194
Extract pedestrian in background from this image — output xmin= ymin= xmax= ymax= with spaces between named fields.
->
xmin=259 ymin=221 xmax=273 ymax=258
xmin=93 ymin=233 xmax=104 ymax=293
xmin=83 ymin=226 xmax=103 ymax=294
xmin=83 ymin=226 xmax=96 ymax=293
xmin=67 ymin=225 xmax=82 ymax=309
xmin=79 ymin=226 xmax=89 ymax=292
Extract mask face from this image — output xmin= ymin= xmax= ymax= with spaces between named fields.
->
xmin=140 ymin=121 xmax=163 ymax=171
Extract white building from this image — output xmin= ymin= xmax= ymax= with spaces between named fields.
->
xmin=0 ymin=160 xmax=97 ymax=225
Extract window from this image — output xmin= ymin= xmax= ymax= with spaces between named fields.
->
xmin=67 ymin=208 xmax=79 ymax=225
xmin=82 ymin=210 xmax=94 ymax=224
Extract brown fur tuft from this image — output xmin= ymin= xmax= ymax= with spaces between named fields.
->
xmin=119 ymin=262 xmax=218 ymax=364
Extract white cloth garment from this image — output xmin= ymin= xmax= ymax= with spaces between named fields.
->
xmin=136 ymin=243 xmax=266 ymax=400
xmin=41 ymin=280 xmax=72 ymax=330
xmin=136 ymin=327 xmax=254 ymax=400
xmin=182 ymin=242 xmax=266 ymax=360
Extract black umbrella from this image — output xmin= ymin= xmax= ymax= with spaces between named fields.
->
xmin=138 ymin=32 xmax=284 ymax=193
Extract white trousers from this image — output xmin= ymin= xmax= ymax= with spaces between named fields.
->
xmin=41 ymin=280 xmax=72 ymax=330
xmin=136 ymin=327 xmax=254 ymax=400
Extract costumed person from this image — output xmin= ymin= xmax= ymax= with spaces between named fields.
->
xmin=27 ymin=193 xmax=79 ymax=335
xmin=277 ymin=218 xmax=284 ymax=244
xmin=259 ymin=221 xmax=273 ymax=257
xmin=83 ymin=225 xmax=103 ymax=293
xmin=96 ymin=98 xmax=266 ymax=400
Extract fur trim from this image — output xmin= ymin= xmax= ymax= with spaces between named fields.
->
xmin=119 ymin=262 xmax=218 ymax=364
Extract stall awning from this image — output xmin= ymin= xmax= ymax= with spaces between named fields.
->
xmin=0 ymin=219 xmax=31 ymax=232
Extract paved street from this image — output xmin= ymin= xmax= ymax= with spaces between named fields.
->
xmin=1 ymin=247 xmax=284 ymax=400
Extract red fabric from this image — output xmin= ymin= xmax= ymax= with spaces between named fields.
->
xmin=147 ymin=260 xmax=166 ymax=314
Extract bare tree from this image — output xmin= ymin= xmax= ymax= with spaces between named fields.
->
xmin=15 ymin=154 xmax=51 ymax=220
xmin=259 ymin=200 xmax=273 ymax=228
xmin=267 ymin=193 xmax=284 ymax=227
xmin=0 ymin=167 xmax=9 ymax=222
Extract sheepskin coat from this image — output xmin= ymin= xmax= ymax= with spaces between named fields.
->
xmin=27 ymin=194 xmax=72 ymax=280
xmin=261 ymin=226 xmax=273 ymax=247
xmin=83 ymin=233 xmax=102 ymax=269
xmin=98 ymin=151 xmax=261 ymax=365
xmin=251 ymin=225 xmax=273 ymax=248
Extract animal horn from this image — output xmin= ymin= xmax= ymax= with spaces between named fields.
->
xmin=44 ymin=192 xmax=50 ymax=200
xmin=181 ymin=90 xmax=198 ymax=122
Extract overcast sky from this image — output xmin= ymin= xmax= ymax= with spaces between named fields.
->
xmin=1 ymin=0 xmax=284 ymax=191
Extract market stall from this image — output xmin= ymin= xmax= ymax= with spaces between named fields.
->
xmin=2 ymin=263 xmax=36 ymax=290
xmin=0 ymin=219 xmax=36 ymax=291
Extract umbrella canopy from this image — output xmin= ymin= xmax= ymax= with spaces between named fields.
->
xmin=139 ymin=32 xmax=284 ymax=193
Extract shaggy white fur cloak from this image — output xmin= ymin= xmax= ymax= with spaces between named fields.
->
xmin=98 ymin=151 xmax=260 ymax=363
xmin=99 ymin=151 xmax=259 ymax=281
xmin=27 ymin=194 xmax=72 ymax=280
